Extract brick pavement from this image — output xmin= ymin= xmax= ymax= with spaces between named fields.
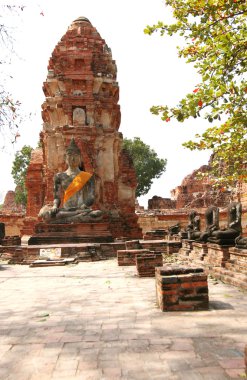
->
xmin=0 ymin=260 xmax=246 ymax=379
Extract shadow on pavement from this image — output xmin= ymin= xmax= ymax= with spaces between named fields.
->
xmin=209 ymin=300 xmax=234 ymax=310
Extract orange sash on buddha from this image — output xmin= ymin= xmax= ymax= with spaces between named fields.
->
xmin=63 ymin=171 xmax=92 ymax=204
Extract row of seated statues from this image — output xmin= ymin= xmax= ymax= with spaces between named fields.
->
xmin=185 ymin=203 xmax=247 ymax=248
xmin=36 ymin=138 xmax=246 ymax=248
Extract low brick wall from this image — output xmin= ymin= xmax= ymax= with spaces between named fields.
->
xmin=136 ymin=252 xmax=163 ymax=277
xmin=117 ymin=249 xmax=150 ymax=266
xmin=141 ymin=240 xmax=169 ymax=254
xmin=125 ymin=240 xmax=142 ymax=249
xmin=0 ymin=214 xmax=25 ymax=236
xmin=1 ymin=236 xmax=21 ymax=246
xmin=155 ymin=266 xmax=209 ymax=312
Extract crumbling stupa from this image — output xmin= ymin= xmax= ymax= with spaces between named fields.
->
xmin=22 ymin=17 xmax=142 ymax=239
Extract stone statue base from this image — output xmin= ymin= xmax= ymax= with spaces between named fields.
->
xmin=28 ymin=221 xmax=113 ymax=245
xmin=207 ymin=237 xmax=237 ymax=246
xmin=189 ymin=242 xmax=208 ymax=262
xmin=204 ymin=243 xmax=231 ymax=267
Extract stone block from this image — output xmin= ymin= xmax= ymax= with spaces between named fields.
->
xmin=155 ymin=265 xmax=209 ymax=311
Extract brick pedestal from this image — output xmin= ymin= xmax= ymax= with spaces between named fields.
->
xmin=227 ymin=247 xmax=247 ymax=274
xmin=204 ymin=243 xmax=231 ymax=267
xmin=211 ymin=247 xmax=247 ymax=290
xmin=167 ymin=241 xmax=182 ymax=254
xmin=136 ymin=252 xmax=163 ymax=277
xmin=117 ymin=249 xmax=150 ymax=266
xmin=155 ymin=266 xmax=209 ymax=311
xmin=28 ymin=222 xmax=113 ymax=245
xmin=189 ymin=242 xmax=208 ymax=261
xmin=178 ymin=239 xmax=194 ymax=258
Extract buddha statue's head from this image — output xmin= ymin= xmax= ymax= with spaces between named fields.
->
xmin=65 ymin=138 xmax=82 ymax=170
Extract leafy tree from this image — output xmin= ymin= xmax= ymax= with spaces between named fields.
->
xmin=11 ymin=145 xmax=33 ymax=206
xmin=123 ymin=137 xmax=167 ymax=197
xmin=144 ymin=0 xmax=247 ymax=187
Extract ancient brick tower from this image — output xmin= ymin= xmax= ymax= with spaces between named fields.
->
xmin=24 ymin=17 xmax=142 ymax=239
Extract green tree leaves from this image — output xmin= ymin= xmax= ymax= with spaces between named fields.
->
xmin=146 ymin=0 xmax=247 ymax=187
xmin=11 ymin=145 xmax=33 ymax=206
xmin=123 ymin=137 xmax=167 ymax=197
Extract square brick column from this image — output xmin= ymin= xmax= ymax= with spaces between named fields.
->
xmin=136 ymin=252 xmax=163 ymax=277
xmin=155 ymin=266 xmax=209 ymax=311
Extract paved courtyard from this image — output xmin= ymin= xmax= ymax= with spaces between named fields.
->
xmin=0 ymin=259 xmax=246 ymax=380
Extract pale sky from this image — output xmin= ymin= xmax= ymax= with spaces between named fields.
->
xmin=0 ymin=0 xmax=211 ymax=207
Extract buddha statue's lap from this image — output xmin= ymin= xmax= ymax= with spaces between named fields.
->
xmin=38 ymin=138 xmax=103 ymax=224
xmin=198 ymin=205 xmax=219 ymax=243
xmin=186 ymin=211 xmax=201 ymax=240
xmin=208 ymin=202 xmax=242 ymax=245
xmin=235 ymin=236 xmax=247 ymax=249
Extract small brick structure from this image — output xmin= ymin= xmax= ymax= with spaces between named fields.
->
xmin=117 ymin=249 xmax=150 ymax=266
xmin=136 ymin=252 xmax=163 ymax=277
xmin=155 ymin=265 xmax=209 ymax=312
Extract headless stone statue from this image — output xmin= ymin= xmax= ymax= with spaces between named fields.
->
xmin=208 ymin=202 xmax=242 ymax=245
xmin=39 ymin=138 xmax=103 ymax=224
xmin=168 ymin=223 xmax=180 ymax=236
xmin=199 ymin=205 xmax=219 ymax=243
xmin=186 ymin=210 xmax=201 ymax=240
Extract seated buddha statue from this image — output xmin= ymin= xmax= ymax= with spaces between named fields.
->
xmin=199 ymin=205 xmax=219 ymax=243
xmin=38 ymin=138 xmax=103 ymax=224
xmin=186 ymin=210 xmax=201 ymax=240
xmin=207 ymin=201 xmax=242 ymax=245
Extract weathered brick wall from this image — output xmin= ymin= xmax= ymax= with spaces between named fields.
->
xmin=148 ymin=196 xmax=176 ymax=210
xmin=170 ymin=165 xmax=231 ymax=209
xmin=0 ymin=214 xmax=24 ymax=236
